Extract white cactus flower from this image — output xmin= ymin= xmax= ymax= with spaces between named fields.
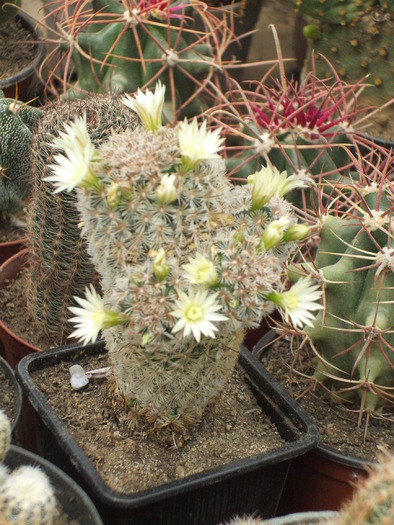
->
xmin=51 ymin=114 xmax=92 ymax=155
xmin=178 ymin=118 xmax=224 ymax=171
xmin=121 ymin=81 xmax=166 ymax=132
xmin=68 ymin=286 xmax=124 ymax=345
xmin=156 ymin=173 xmax=178 ymax=203
xmin=183 ymin=253 xmax=218 ymax=287
xmin=260 ymin=217 xmax=292 ymax=251
xmin=267 ymin=276 xmax=323 ymax=328
xmin=171 ymin=288 xmax=228 ymax=342
xmin=45 ymin=115 xmax=100 ymax=193
xmin=248 ymin=166 xmax=306 ymax=210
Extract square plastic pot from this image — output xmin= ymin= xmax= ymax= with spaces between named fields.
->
xmin=16 ymin=341 xmax=319 ymax=525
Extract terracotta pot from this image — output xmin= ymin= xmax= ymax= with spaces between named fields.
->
xmin=0 ymin=249 xmax=40 ymax=368
xmin=0 ymin=13 xmax=46 ymax=101
xmin=276 ymin=447 xmax=369 ymax=515
xmin=0 ymin=237 xmax=27 ymax=266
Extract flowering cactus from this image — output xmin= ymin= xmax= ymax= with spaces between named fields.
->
xmin=46 ymin=82 xmax=323 ymax=429
xmin=282 ymin=148 xmax=394 ymax=415
xmin=41 ymin=0 xmax=236 ymax=121
xmin=290 ymin=0 xmax=393 ymax=110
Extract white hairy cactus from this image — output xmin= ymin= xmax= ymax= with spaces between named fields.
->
xmin=0 ymin=412 xmax=10 ymax=463
xmin=0 ymin=466 xmax=56 ymax=525
xmin=47 ymin=83 xmax=324 ymax=429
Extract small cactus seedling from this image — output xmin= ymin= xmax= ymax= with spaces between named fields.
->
xmin=45 ymin=83 xmax=323 ymax=428
xmin=279 ymin=148 xmax=394 ymax=418
xmin=290 ymin=0 xmax=393 ymax=112
xmin=332 ymin=450 xmax=394 ymax=525
xmin=40 ymin=0 xmax=237 ymax=121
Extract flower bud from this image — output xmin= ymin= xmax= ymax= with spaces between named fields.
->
xmin=156 ymin=173 xmax=178 ymax=204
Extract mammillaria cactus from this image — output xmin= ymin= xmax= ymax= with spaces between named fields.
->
xmin=24 ymin=94 xmax=139 ymax=341
xmin=0 ymin=411 xmax=56 ymax=525
xmin=290 ymin=0 xmax=393 ymax=111
xmin=282 ymin=150 xmax=393 ymax=415
xmin=331 ymin=450 xmax=394 ymax=525
xmin=0 ymin=94 xmax=43 ymax=213
xmin=46 ymin=82 xmax=323 ymax=428
xmin=41 ymin=0 xmax=237 ymax=120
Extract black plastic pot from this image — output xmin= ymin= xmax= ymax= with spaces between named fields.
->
xmin=4 ymin=445 xmax=104 ymax=525
xmin=253 ymin=331 xmax=371 ymax=515
xmin=16 ymin=341 xmax=319 ymax=525
xmin=0 ymin=13 xmax=46 ymax=101
xmin=0 ymin=354 xmax=22 ymax=432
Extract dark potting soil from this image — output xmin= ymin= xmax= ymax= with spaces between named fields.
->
xmin=30 ymin=349 xmax=288 ymax=495
xmin=0 ymin=18 xmax=38 ymax=78
xmin=0 ymin=215 xmax=26 ymax=243
xmin=0 ymin=363 xmax=18 ymax=425
xmin=258 ymin=336 xmax=394 ymax=463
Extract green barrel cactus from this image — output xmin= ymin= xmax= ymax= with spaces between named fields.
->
xmin=207 ymin=62 xmax=377 ymax=210
xmin=44 ymin=84 xmax=322 ymax=429
xmin=43 ymin=0 xmax=234 ymax=120
xmin=0 ymin=96 xmax=42 ymax=212
xmin=285 ymin=160 xmax=394 ymax=413
xmin=290 ymin=0 xmax=393 ymax=110
xmin=25 ymin=95 xmax=139 ymax=342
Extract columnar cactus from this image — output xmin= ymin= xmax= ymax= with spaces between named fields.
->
xmin=290 ymin=0 xmax=393 ymax=110
xmin=0 ymin=96 xmax=43 ymax=212
xmin=42 ymin=0 xmax=235 ymax=120
xmin=46 ymin=83 xmax=323 ymax=428
xmin=332 ymin=450 xmax=394 ymax=525
xmin=283 ymin=152 xmax=394 ymax=414
xmin=24 ymin=95 xmax=139 ymax=341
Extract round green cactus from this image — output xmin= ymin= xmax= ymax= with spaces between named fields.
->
xmin=43 ymin=0 xmax=234 ymax=120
